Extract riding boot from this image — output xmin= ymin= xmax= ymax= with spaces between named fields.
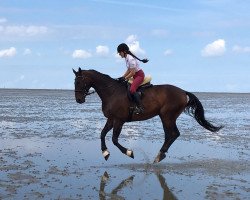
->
xmin=132 ymin=92 xmax=144 ymax=114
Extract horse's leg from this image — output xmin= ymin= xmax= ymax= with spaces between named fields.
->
xmin=101 ymin=118 xmax=113 ymax=161
xmin=154 ymin=117 xmax=180 ymax=163
xmin=112 ymin=120 xmax=134 ymax=159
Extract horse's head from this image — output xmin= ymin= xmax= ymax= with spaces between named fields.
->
xmin=73 ymin=67 xmax=92 ymax=104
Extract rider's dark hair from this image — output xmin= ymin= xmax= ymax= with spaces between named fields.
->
xmin=117 ymin=43 xmax=149 ymax=63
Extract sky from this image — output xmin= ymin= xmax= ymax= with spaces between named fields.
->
xmin=0 ymin=0 xmax=250 ymax=92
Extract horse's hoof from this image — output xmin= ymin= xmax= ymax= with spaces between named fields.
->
xmin=126 ymin=150 xmax=134 ymax=159
xmin=153 ymin=152 xmax=166 ymax=163
xmin=102 ymin=150 xmax=110 ymax=161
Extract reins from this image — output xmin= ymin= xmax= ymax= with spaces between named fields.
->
xmin=74 ymin=73 xmax=125 ymax=97
xmin=74 ymin=75 xmax=96 ymax=97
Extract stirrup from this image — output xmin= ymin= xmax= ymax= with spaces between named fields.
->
xmin=134 ymin=106 xmax=144 ymax=115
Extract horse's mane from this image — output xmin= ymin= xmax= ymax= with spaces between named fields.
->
xmin=87 ymin=69 xmax=116 ymax=82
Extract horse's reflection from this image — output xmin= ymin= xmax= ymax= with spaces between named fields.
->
xmin=99 ymin=171 xmax=134 ymax=200
xmin=99 ymin=170 xmax=177 ymax=200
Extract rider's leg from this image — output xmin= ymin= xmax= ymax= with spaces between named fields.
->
xmin=131 ymin=92 xmax=144 ymax=114
xmin=130 ymin=71 xmax=144 ymax=114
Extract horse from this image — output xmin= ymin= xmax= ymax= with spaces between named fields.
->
xmin=73 ymin=67 xmax=223 ymax=163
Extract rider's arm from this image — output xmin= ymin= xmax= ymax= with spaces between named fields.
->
xmin=125 ymin=68 xmax=136 ymax=80
xmin=122 ymin=69 xmax=130 ymax=78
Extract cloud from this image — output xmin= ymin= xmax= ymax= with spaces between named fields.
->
xmin=163 ymin=49 xmax=173 ymax=56
xmin=125 ymin=34 xmax=137 ymax=44
xmin=19 ymin=75 xmax=25 ymax=81
xmin=72 ymin=49 xmax=92 ymax=59
xmin=151 ymin=29 xmax=169 ymax=37
xmin=232 ymin=45 xmax=250 ymax=53
xmin=23 ymin=48 xmax=32 ymax=55
xmin=0 ymin=47 xmax=17 ymax=58
xmin=96 ymin=45 xmax=109 ymax=56
xmin=225 ymin=83 xmax=238 ymax=92
xmin=6 ymin=25 xmax=48 ymax=36
xmin=125 ymin=35 xmax=145 ymax=55
xmin=192 ymin=31 xmax=215 ymax=37
xmin=0 ymin=25 xmax=48 ymax=37
xmin=0 ymin=18 xmax=7 ymax=24
xmin=201 ymin=39 xmax=226 ymax=57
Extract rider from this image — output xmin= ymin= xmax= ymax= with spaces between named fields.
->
xmin=117 ymin=43 xmax=149 ymax=114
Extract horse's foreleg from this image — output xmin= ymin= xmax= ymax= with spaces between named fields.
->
xmin=112 ymin=120 xmax=134 ymax=159
xmin=101 ymin=119 xmax=113 ymax=161
xmin=154 ymin=118 xmax=180 ymax=163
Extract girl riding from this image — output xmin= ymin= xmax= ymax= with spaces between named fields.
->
xmin=117 ymin=43 xmax=148 ymax=114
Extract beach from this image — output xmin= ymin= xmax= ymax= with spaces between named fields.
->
xmin=0 ymin=89 xmax=249 ymax=199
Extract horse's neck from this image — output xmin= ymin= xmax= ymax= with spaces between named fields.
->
xmin=90 ymin=73 xmax=122 ymax=103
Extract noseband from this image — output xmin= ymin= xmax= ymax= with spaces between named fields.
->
xmin=74 ymin=76 xmax=95 ymax=97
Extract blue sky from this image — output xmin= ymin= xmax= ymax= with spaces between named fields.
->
xmin=0 ymin=0 xmax=249 ymax=92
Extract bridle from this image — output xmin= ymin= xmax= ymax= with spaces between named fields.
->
xmin=74 ymin=75 xmax=95 ymax=97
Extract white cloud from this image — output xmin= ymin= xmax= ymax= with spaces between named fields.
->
xmin=164 ymin=49 xmax=173 ymax=56
xmin=126 ymin=35 xmax=137 ymax=44
xmin=192 ymin=31 xmax=215 ymax=37
xmin=19 ymin=75 xmax=25 ymax=81
xmin=23 ymin=48 xmax=32 ymax=55
xmin=96 ymin=45 xmax=109 ymax=56
xmin=72 ymin=49 xmax=92 ymax=59
xmin=125 ymin=35 xmax=145 ymax=55
xmin=151 ymin=29 xmax=169 ymax=37
xmin=201 ymin=39 xmax=226 ymax=57
xmin=0 ymin=18 xmax=7 ymax=24
xmin=0 ymin=47 xmax=17 ymax=58
xmin=0 ymin=25 xmax=48 ymax=37
xmin=225 ymin=83 xmax=238 ymax=92
xmin=232 ymin=45 xmax=250 ymax=53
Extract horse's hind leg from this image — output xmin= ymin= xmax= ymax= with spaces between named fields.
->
xmin=112 ymin=120 xmax=134 ymax=159
xmin=101 ymin=118 xmax=113 ymax=160
xmin=154 ymin=117 xmax=180 ymax=163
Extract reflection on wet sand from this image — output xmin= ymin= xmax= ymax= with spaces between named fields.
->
xmin=99 ymin=171 xmax=134 ymax=200
xmin=155 ymin=170 xmax=177 ymax=200
xmin=99 ymin=169 xmax=177 ymax=200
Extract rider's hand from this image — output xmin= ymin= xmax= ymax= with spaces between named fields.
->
xmin=116 ymin=77 xmax=126 ymax=82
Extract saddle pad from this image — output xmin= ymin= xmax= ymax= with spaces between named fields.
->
xmin=128 ymin=75 xmax=152 ymax=86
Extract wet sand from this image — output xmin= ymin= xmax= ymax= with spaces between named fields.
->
xmin=0 ymin=89 xmax=249 ymax=199
xmin=0 ymin=137 xmax=249 ymax=199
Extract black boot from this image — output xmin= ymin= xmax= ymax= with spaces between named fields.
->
xmin=132 ymin=92 xmax=144 ymax=114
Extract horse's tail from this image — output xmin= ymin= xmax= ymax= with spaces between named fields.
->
xmin=184 ymin=92 xmax=223 ymax=132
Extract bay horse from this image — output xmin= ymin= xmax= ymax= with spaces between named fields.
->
xmin=73 ymin=68 xmax=222 ymax=163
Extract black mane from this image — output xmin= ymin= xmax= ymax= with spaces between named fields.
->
xmin=88 ymin=69 xmax=114 ymax=80
xmin=88 ymin=69 xmax=115 ymax=81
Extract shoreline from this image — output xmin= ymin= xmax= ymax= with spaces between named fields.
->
xmin=0 ymin=88 xmax=249 ymax=94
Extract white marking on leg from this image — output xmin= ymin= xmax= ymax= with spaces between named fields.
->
xmin=126 ymin=150 xmax=132 ymax=157
xmin=102 ymin=150 xmax=110 ymax=157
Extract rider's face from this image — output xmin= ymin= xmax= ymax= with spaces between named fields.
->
xmin=118 ymin=51 xmax=125 ymax=58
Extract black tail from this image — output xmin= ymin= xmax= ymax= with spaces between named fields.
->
xmin=184 ymin=92 xmax=223 ymax=132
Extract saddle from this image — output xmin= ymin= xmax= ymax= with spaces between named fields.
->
xmin=128 ymin=75 xmax=152 ymax=86
xmin=127 ymin=75 xmax=153 ymax=101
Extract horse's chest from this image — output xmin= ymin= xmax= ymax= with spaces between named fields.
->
xmin=102 ymin=100 xmax=129 ymax=119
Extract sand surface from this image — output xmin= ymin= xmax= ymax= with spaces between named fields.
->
xmin=0 ymin=89 xmax=249 ymax=199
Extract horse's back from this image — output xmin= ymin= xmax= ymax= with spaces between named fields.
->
xmin=142 ymin=84 xmax=188 ymax=116
xmin=146 ymin=84 xmax=186 ymax=100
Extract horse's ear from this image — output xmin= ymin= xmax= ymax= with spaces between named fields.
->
xmin=72 ymin=69 xmax=77 ymax=75
xmin=78 ymin=67 xmax=82 ymax=72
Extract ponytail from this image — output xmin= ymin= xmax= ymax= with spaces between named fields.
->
xmin=127 ymin=50 xmax=149 ymax=63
